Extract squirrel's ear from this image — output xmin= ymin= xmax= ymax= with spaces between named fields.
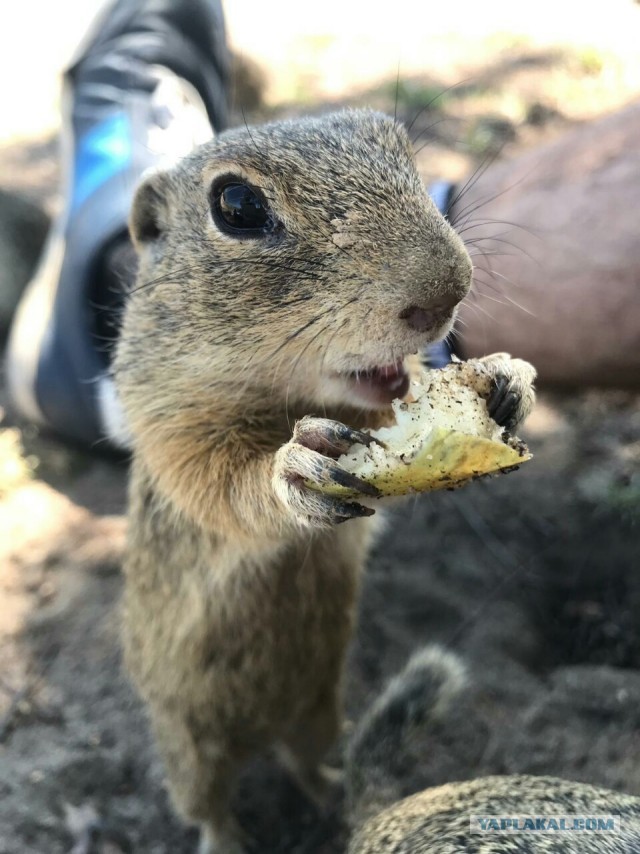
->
xmin=129 ymin=168 xmax=173 ymax=250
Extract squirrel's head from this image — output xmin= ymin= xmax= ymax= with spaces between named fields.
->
xmin=126 ymin=110 xmax=471 ymax=411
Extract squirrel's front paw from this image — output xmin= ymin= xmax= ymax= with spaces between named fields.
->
xmin=479 ymin=353 xmax=536 ymax=432
xmin=273 ymin=416 xmax=381 ymax=527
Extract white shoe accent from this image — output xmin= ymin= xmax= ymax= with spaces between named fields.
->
xmin=97 ymin=375 xmax=132 ymax=449
xmin=6 ymin=222 xmax=67 ymax=426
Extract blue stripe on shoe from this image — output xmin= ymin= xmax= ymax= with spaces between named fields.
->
xmin=422 ymin=339 xmax=454 ymax=369
xmin=427 ymin=179 xmax=455 ymax=219
xmin=71 ymin=113 xmax=132 ymax=212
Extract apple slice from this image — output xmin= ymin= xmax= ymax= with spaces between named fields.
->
xmin=319 ymin=360 xmax=531 ymax=498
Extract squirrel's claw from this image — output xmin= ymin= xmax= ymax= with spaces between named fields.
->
xmin=273 ymin=418 xmax=382 ymax=527
xmin=320 ymin=462 xmax=381 ymax=498
xmin=479 ymin=354 xmax=536 ymax=432
xmin=487 ymin=376 xmax=522 ymax=432
xmin=293 ymin=416 xmax=376 ymax=458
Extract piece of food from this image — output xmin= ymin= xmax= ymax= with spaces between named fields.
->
xmin=317 ymin=360 xmax=531 ymax=498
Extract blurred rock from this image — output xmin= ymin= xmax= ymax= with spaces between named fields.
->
xmin=231 ymin=52 xmax=266 ymax=114
xmin=466 ymin=115 xmax=517 ymax=155
xmin=526 ymin=100 xmax=562 ymax=127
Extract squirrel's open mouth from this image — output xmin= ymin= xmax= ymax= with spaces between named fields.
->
xmin=343 ymin=361 xmax=410 ymax=407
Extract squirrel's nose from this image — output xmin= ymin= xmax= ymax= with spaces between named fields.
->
xmin=399 ymin=296 xmax=460 ymax=332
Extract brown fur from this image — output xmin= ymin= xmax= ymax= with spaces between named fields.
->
xmin=113 ymin=109 xmax=534 ymax=852
xmin=351 ymin=776 xmax=640 ymax=853
xmin=347 ymin=648 xmax=640 ymax=853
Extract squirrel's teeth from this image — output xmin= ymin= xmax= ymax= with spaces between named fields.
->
xmin=388 ymin=373 xmax=407 ymax=392
xmin=346 ymin=362 xmax=410 ymax=406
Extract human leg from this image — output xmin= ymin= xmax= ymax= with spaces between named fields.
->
xmin=450 ymin=101 xmax=640 ymax=388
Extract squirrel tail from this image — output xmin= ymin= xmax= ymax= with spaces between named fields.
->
xmin=345 ymin=646 xmax=466 ymax=829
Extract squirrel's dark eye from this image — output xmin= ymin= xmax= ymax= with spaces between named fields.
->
xmin=211 ymin=178 xmax=270 ymax=237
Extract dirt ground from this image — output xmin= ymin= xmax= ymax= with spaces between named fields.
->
xmin=1 ymin=41 xmax=640 ymax=854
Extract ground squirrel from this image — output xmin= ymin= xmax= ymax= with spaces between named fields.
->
xmin=347 ymin=647 xmax=640 ymax=852
xmin=113 ymin=109 xmax=536 ymax=852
